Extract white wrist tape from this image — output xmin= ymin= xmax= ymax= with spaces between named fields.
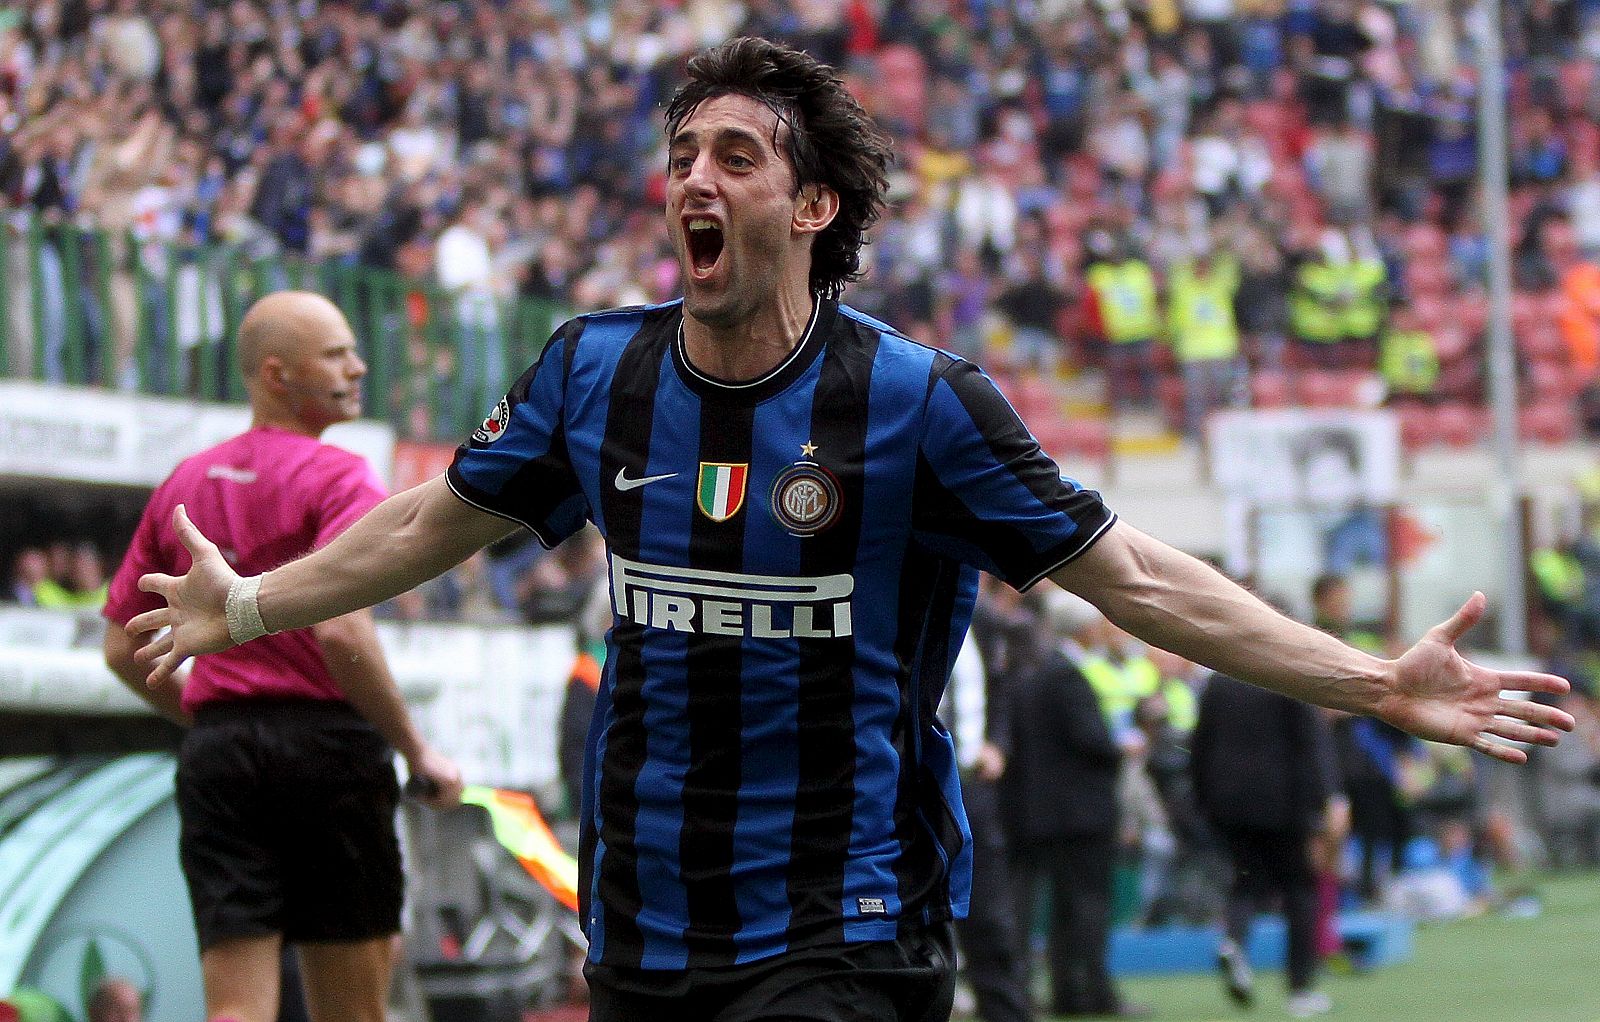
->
xmin=225 ymin=574 xmax=272 ymax=645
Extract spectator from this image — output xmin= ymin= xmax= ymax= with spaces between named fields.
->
xmin=1086 ymin=235 xmax=1162 ymax=412
xmin=1192 ymin=671 xmax=1342 ymax=1018
xmin=0 ymin=0 xmax=1594 ymax=449
xmin=993 ymin=243 xmax=1068 ymax=372
xmin=6 ymin=547 xmax=48 ymax=605
xmin=1379 ymin=303 xmax=1442 ymax=402
xmin=85 ymin=977 xmax=141 ymax=1022
xmin=1166 ymin=239 xmax=1246 ymax=436
xmin=436 ymin=190 xmax=505 ymax=424
xmin=1538 ymin=687 xmax=1600 ymax=866
xmin=1003 ymin=589 xmax=1150 ymax=1021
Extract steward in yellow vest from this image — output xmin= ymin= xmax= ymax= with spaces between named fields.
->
xmin=1379 ymin=326 xmax=1439 ymax=398
xmin=1088 ymin=258 xmax=1162 ymax=344
xmin=1532 ymin=546 xmax=1584 ymax=632
xmin=1081 ymin=650 xmax=1161 ymax=733
xmin=1341 ymin=256 xmax=1388 ymax=342
xmin=1166 ymin=255 xmax=1242 ymax=364
xmin=1289 ymin=257 xmax=1345 ymax=345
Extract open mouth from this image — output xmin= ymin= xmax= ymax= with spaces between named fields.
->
xmin=686 ymin=217 xmax=724 ymax=277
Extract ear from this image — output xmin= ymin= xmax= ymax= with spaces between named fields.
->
xmin=261 ymin=354 xmax=289 ymax=393
xmin=794 ymin=183 xmax=840 ymax=236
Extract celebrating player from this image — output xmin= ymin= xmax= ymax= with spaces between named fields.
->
xmin=126 ymin=39 xmax=1571 ymax=1022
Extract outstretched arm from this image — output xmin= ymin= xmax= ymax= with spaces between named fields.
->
xmin=128 ymin=475 xmax=518 ymax=684
xmin=1052 ymin=521 xmax=1573 ymax=764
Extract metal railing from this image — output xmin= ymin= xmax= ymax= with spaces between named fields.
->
xmin=0 ymin=212 xmax=565 ymax=441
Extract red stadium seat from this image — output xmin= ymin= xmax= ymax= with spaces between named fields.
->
xmin=1035 ymin=417 xmax=1112 ymax=462
xmin=1157 ymin=376 xmax=1186 ymax=432
xmin=1434 ymin=403 xmax=1488 ymax=447
xmin=1251 ymin=370 xmax=1292 ymax=408
xmin=1536 ymin=289 xmax=1570 ymax=327
xmin=1520 ymin=402 xmax=1579 ymax=444
xmin=1559 ymin=58 xmax=1596 ymax=114
xmin=1431 ymin=325 xmax=1473 ymax=364
xmin=1511 ymin=292 xmax=1541 ymax=335
xmin=1403 ymin=259 xmax=1453 ymax=298
xmin=1297 ymin=369 xmax=1378 ymax=407
xmin=1394 ymin=404 xmax=1435 ymax=451
xmin=1528 ymin=359 xmax=1571 ymax=400
xmin=1410 ymin=295 xmax=1447 ymax=331
xmin=1519 ymin=322 xmax=1568 ymax=361
xmin=1403 ymin=224 xmax=1448 ymax=261
xmin=1451 ymin=291 xmax=1490 ymax=338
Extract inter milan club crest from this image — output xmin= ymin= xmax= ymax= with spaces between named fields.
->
xmin=770 ymin=446 xmax=842 ymax=536
xmin=472 ymin=398 xmax=511 ymax=444
xmin=696 ymin=462 xmax=749 ymax=521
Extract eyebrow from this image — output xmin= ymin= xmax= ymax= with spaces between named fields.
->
xmin=669 ymin=125 xmax=770 ymax=153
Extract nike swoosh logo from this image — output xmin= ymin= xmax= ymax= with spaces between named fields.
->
xmin=614 ymin=467 xmax=678 ymax=491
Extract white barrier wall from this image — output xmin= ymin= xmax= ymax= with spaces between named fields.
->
xmin=0 ymin=381 xmax=395 ymax=487
xmin=0 ymin=607 xmax=576 ymax=792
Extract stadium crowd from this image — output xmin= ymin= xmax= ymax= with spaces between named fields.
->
xmin=4 ymin=0 xmax=1600 ymax=446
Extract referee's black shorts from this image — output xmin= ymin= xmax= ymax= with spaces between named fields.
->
xmin=176 ymin=698 xmax=403 ymax=949
xmin=585 ymin=922 xmax=956 ymax=1022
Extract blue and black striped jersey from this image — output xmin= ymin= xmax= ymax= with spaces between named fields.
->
xmin=447 ymin=298 xmax=1116 ymax=969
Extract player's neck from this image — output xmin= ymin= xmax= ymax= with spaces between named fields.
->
xmin=251 ymin=406 xmax=330 ymax=439
xmin=681 ymin=288 xmax=816 ymax=383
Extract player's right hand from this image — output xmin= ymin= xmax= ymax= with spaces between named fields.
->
xmin=125 ymin=504 xmax=239 ymax=687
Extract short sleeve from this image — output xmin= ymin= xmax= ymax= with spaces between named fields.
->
xmin=103 ymin=484 xmax=173 ymax=626
xmin=312 ymin=453 xmax=388 ymax=549
xmin=911 ymin=357 xmax=1115 ymax=590
xmin=446 ymin=321 xmax=587 ymax=548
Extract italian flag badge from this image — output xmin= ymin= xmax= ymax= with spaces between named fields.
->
xmin=696 ymin=462 xmax=749 ymax=521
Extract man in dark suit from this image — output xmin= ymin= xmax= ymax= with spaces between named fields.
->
xmin=1001 ymin=588 xmax=1147 ymax=1019
xmin=1191 ymin=671 xmax=1342 ymax=1018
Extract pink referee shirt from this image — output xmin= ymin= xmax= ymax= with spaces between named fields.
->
xmin=104 ymin=426 xmax=388 ymax=713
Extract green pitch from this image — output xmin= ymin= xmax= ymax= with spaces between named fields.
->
xmin=1042 ymin=872 xmax=1600 ymax=1021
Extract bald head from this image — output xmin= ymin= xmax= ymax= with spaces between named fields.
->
xmin=238 ymin=291 xmax=351 ymax=379
xmin=239 ymin=290 xmax=367 ymax=435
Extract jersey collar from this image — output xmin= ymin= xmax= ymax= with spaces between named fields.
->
xmin=672 ymin=298 xmax=836 ymax=404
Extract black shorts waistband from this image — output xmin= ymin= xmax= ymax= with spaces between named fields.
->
xmin=193 ymin=697 xmax=365 ymax=727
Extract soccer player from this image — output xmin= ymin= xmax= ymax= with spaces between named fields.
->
xmin=125 ymin=39 xmax=1570 ymax=1022
xmin=102 ymin=291 xmax=463 ymax=1022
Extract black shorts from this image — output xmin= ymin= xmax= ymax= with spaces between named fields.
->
xmin=585 ymin=922 xmax=956 ymax=1022
xmin=176 ymin=698 xmax=403 ymax=949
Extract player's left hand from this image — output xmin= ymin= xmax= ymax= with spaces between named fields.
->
xmin=1374 ymin=592 xmax=1573 ymax=764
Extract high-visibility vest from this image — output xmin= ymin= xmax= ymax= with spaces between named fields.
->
xmin=1342 ymin=258 xmax=1387 ymax=339
xmin=1161 ymin=677 xmax=1199 ymax=733
xmin=1379 ymin=328 xmax=1439 ymax=394
xmin=1080 ymin=652 xmax=1161 ymax=722
xmin=1532 ymin=548 xmax=1584 ymax=606
xmin=1289 ymin=261 xmax=1345 ymax=343
xmin=1166 ymin=258 xmax=1241 ymax=363
xmin=31 ymin=579 xmax=107 ymax=609
xmin=1087 ymin=260 xmax=1161 ymax=344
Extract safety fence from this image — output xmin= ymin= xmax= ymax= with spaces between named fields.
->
xmin=0 ymin=213 xmax=564 ymax=441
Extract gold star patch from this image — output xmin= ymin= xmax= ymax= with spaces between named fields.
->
xmin=800 ymin=441 xmax=818 ymax=458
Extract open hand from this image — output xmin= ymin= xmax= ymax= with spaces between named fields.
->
xmin=125 ymin=504 xmax=240 ymax=688
xmin=1375 ymin=592 xmax=1573 ymax=764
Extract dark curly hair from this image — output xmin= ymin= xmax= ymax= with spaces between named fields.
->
xmin=664 ymin=37 xmax=893 ymax=299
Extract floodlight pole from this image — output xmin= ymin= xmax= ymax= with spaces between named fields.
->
xmin=1470 ymin=0 xmax=1528 ymax=655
